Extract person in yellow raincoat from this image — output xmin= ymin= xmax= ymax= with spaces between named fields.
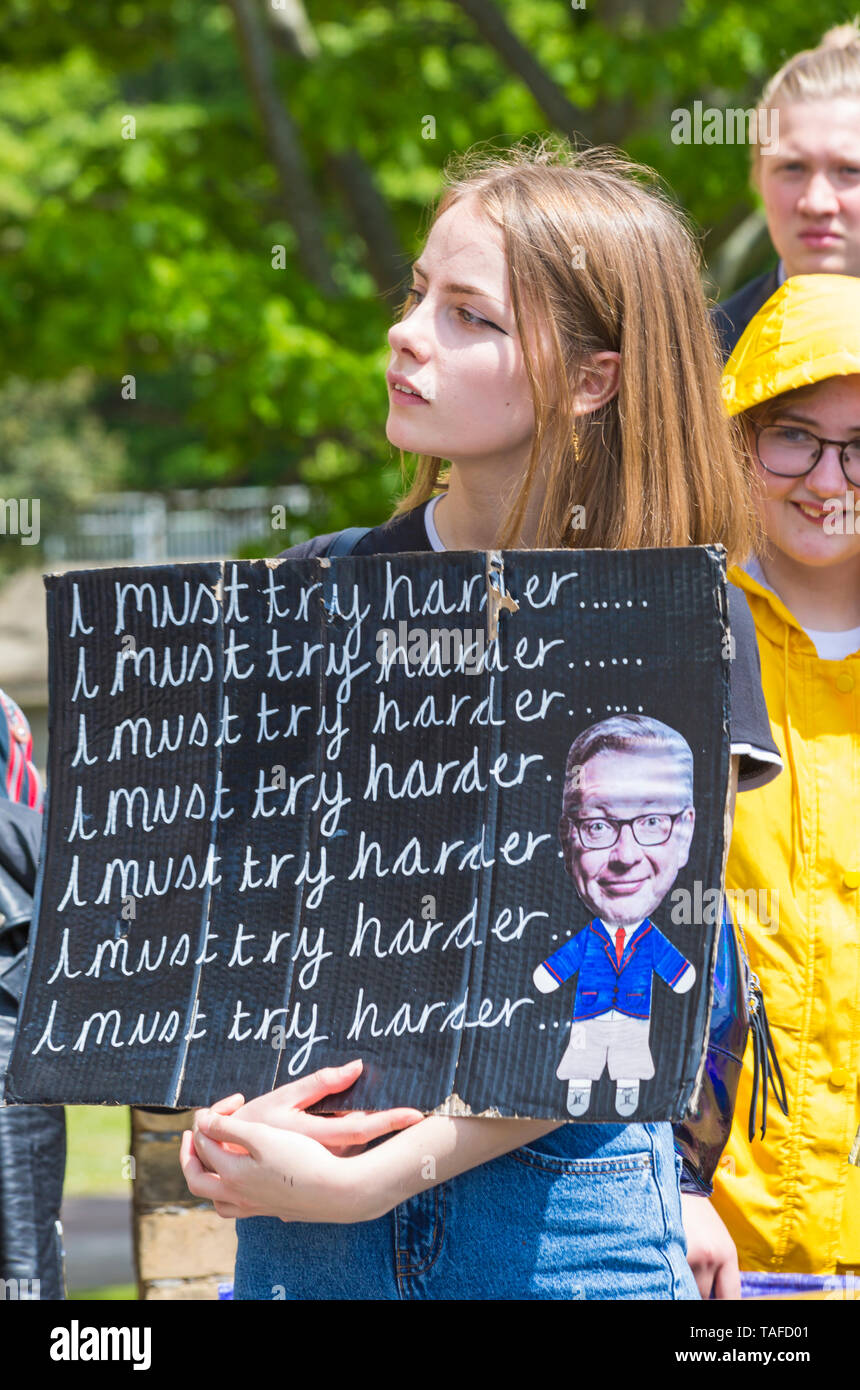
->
xmin=713 ymin=274 xmax=860 ymax=1292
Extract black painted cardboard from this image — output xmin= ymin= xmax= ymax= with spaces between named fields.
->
xmin=5 ymin=548 xmax=731 ymax=1120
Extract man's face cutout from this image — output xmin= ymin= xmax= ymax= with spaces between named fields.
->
xmin=562 ymin=748 xmax=695 ymax=928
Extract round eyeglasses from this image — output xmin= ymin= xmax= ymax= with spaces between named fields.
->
xmin=752 ymin=423 xmax=860 ymax=486
xmin=571 ymin=811 xmax=690 ymax=850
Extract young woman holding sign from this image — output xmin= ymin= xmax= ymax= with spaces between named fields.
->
xmin=180 ymin=140 xmax=780 ymax=1300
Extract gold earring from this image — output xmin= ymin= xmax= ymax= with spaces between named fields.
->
xmin=572 ymin=426 xmax=581 ymax=462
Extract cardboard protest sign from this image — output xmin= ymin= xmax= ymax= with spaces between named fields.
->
xmin=6 ymin=548 xmax=731 ymax=1120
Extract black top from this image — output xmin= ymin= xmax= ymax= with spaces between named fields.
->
xmin=283 ymin=503 xmax=431 ymax=562
xmin=281 ymin=501 xmax=782 ymax=791
xmin=711 ymin=267 xmax=780 ymax=363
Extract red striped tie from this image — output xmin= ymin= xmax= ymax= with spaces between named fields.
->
xmin=615 ymin=928 xmax=624 ymax=967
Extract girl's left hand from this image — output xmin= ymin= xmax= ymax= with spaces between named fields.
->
xmin=180 ymin=1108 xmax=376 ymax=1224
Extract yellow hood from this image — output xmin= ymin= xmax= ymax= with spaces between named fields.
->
xmin=722 ymin=274 xmax=860 ymax=416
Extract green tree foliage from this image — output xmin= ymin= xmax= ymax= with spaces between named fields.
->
xmin=0 ymin=0 xmax=848 ymax=542
xmin=0 ymin=371 xmax=124 ymax=572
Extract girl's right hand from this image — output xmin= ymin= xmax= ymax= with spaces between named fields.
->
xmin=194 ymin=1059 xmax=424 ymax=1161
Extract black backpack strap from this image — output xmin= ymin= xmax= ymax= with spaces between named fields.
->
xmin=324 ymin=526 xmax=372 ymax=558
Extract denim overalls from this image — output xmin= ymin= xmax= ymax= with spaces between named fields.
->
xmin=234 ymin=1120 xmax=698 ymax=1300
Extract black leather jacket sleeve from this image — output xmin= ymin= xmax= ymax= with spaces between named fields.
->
xmin=0 ymin=800 xmax=66 ymax=1299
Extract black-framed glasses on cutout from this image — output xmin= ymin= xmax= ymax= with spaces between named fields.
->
xmin=570 ymin=811 xmax=692 ymax=851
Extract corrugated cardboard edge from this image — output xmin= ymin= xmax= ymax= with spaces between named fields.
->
xmin=431 ymin=1091 xmax=505 ymax=1118
xmin=430 ymin=1093 xmax=561 ymax=1120
xmin=684 ymin=545 xmax=732 ymax=1120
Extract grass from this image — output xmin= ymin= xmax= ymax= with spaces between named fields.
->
xmin=64 ymin=1105 xmax=136 ymax=1299
xmin=70 ymin=1283 xmax=136 ymax=1300
xmin=64 ymin=1105 xmax=132 ymax=1197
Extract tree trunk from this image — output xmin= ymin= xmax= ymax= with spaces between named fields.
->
xmin=265 ymin=0 xmax=407 ymax=300
xmin=326 ymin=150 xmax=409 ymax=302
xmin=267 ymin=0 xmax=320 ymax=60
xmin=453 ymin=0 xmax=595 ymax=142
xmin=569 ymin=0 xmax=686 ymax=145
xmin=227 ymin=0 xmax=339 ymax=295
xmin=706 ymin=208 xmax=769 ymax=298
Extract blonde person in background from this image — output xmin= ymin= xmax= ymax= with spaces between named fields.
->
xmin=714 ymin=21 xmax=860 ymax=359
xmin=713 ymin=274 xmax=860 ymax=1296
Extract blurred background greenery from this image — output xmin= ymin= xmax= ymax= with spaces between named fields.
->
xmin=65 ymin=1105 xmax=130 ymax=1199
xmin=64 ymin=1105 xmax=134 ymax=1299
xmin=1 ymin=0 xmax=853 ymax=1303
xmin=0 ymin=0 xmax=852 ymax=568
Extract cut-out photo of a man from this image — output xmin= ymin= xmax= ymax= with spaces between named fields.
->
xmin=533 ymin=715 xmax=697 ymax=1118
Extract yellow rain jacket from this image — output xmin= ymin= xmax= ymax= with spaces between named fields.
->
xmin=713 ymin=274 xmax=860 ymax=1273
xmin=712 ymin=567 xmax=860 ymax=1273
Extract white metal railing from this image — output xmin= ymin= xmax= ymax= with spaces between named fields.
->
xmin=43 ymin=486 xmax=312 ymax=563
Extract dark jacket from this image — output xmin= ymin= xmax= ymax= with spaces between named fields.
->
xmin=0 ymin=704 xmax=65 ymax=1301
xmin=712 ymin=267 xmax=780 ymax=362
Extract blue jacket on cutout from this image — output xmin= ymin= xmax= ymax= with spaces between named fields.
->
xmin=540 ymin=919 xmax=692 ymax=1022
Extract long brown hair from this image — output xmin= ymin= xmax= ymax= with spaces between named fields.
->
xmin=391 ymin=137 xmax=757 ymax=562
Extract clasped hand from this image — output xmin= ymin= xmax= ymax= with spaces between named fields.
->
xmin=179 ymin=1059 xmax=423 ymax=1223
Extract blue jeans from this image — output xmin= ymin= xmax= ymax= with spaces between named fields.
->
xmin=234 ymin=1120 xmax=699 ymax=1300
